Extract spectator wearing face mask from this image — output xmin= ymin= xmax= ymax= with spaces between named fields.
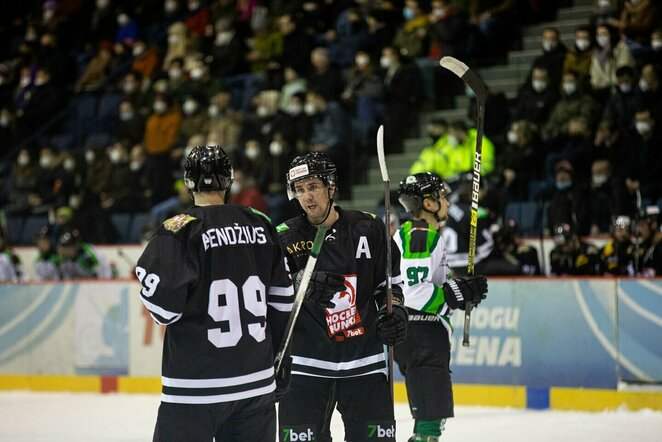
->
xmin=29 ymin=147 xmax=61 ymax=215
xmin=100 ymin=142 xmax=134 ymax=211
xmin=16 ymin=67 xmax=63 ymax=138
xmin=542 ymin=70 xmax=598 ymax=143
xmin=207 ymin=91 xmax=242 ymax=151
xmin=88 ymin=0 xmax=117 ymax=45
xmin=393 ymin=0 xmax=430 ymax=59
xmin=184 ymin=0 xmax=211 ymax=39
xmin=177 ymin=95 xmax=209 ymax=145
xmin=590 ymin=0 xmax=622 ymax=29
xmin=590 ymin=24 xmax=635 ymax=106
xmin=307 ymin=47 xmax=344 ymax=104
xmin=603 ymin=65 xmax=642 ymax=132
xmin=6 ymin=149 xmax=39 ymax=215
xmin=589 ymin=158 xmax=631 ymax=234
xmin=119 ymin=71 xmax=150 ymax=116
xmin=618 ymin=0 xmax=659 ymax=53
xmin=130 ymin=39 xmax=161 ymax=81
xmin=514 ymin=65 xmax=560 ymax=127
xmin=271 ymin=92 xmax=312 ymax=153
xmin=229 ymin=169 xmax=269 ymax=214
xmin=563 ymin=25 xmax=594 ymax=87
xmin=636 ymin=63 xmax=662 ymax=120
xmin=0 ymin=107 xmax=16 ymax=148
xmin=547 ymin=160 xmax=592 ymax=237
xmin=498 ymin=120 xmax=544 ymax=202
xmin=82 ymin=145 xmax=113 ymax=198
xmin=530 ymin=27 xmax=568 ymax=92
xmin=426 ymin=0 xmax=469 ymax=60
xmin=117 ymin=100 xmax=146 ymax=146
xmin=53 ymin=151 xmax=84 ymax=209
xmin=623 ymin=108 xmax=662 ymax=203
xmin=114 ymin=9 xmax=138 ymax=46
xmin=164 ymin=22 xmax=195 ymax=69
xmin=74 ymin=42 xmax=115 ymax=93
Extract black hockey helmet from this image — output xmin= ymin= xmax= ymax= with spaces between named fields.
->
xmin=639 ymin=205 xmax=660 ymax=225
xmin=612 ymin=215 xmax=631 ymax=231
xmin=552 ymin=222 xmax=574 ymax=244
xmin=184 ymin=145 xmax=234 ymax=192
xmin=397 ymin=172 xmax=452 ymax=212
xmin=286 ymin=152 xmax=337 ymax=200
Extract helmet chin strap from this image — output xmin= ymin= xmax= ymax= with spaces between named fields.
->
xmin=310 ymin=189 xmax=334 ymax=226
xmin=423 ymin=198 xmax=442 ymax=227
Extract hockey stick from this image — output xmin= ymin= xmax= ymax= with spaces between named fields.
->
xmin=376 ymin=124 xmax=395 ymax=397
xmin=439 ymin=56 xmax=486 ymax=347
xmin=275 ymin=225 xmax=328 ymax=373
xmin=634 ymin=189 xmax=642 ymax=276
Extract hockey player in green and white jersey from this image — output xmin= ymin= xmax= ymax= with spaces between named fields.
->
xmin=393 ymin=172 xmax=488 ymax=442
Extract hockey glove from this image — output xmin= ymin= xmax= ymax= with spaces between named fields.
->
xmin=274 ymin=355 xmax=292 ymax=402
xmin=442 ymin=275 xmax=488 ymax=310
xmin=375 ymin=303 xmax=408 ymax=346
xmin=295 ymin=270 xmax=345 ymax=308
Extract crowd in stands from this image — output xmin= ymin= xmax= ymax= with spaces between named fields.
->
xmin=0 ymin=0 xmax=661 ymax=278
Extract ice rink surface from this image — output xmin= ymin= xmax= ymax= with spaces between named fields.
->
xmin=2 ymin=392 xmax=662 ymax=441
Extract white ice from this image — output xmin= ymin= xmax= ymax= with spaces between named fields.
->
xmin=1 ymin=392 xmax=662 ymax=441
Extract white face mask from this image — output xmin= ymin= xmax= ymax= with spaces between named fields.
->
xmin=0 ymin=115 xmax=9 ymax=127
xmin=304 ymin=102 xmax=316 ymax=116
xmin=153 ymin=101 xmax=167 ymax=113
xmin=168 ymin=34 xmax=179 ymax=45
xmin=245 ymin=146 xmax=260 ymax=160
xmin=286 ymin=103 xmax=302 ymax=116
xmin=117 ymin=14 xmax=129 ymax=26
xmin=598 ymin=0 xmax=611 ymax=8
xmin=96 ymin=0 xmax=109 ymax=8
xmin=69 ymin=195 xmax=82 ymax=209
xmin=165 ymin=0 xmax=178 ymax=13
xmin=563 ymin=82 xmax=577 ymax=95
xmin=40 ymin=156 xmax=53 ymax=169
xmin=380 ymin=56 xmax=391 ymax=69
xmin=190 ymin=67 xmax=204 ymax=80
xmin=542 ymin=40 xmax=557 ymax=52
xmin=109 ymin=150 xmax=122 ymax=164
xmin=130 ymin=160 xmax=142 ymax=171
xmin=639 ymin=78 xmax=650 ymax=92
xmin=183 ymin=100 xmax=198 ymax=115
xmin=132 ymin=45 xmax=145 ymax=57
xmin=447 ymin=134 xmax=459 ymax=147
xmin=532 ymin=79 xmax=547 ymax=92
xmin=17 ymin=153 xmax=30 ymax=166
xmin=592 ymin=174 xmax=608 ymax=187
xmin=63 ymin=158 xmax=75 ymax=172
xmin=618 ymin=83 xmax=632 ymax=93
xmin=123 ymin=81 xmax=137 ymax=93
xmin=575 ymin=38 xmax=590 ymax=51
xmin=269 ymin=141 xmax=284 ymax=156
xmin=596 ymin=35 xmax=610 ymax=48
xmin=215 ymin=31 xmax=234 ymax=46
xmin=256 ymin=105 xmax=269 ymax=117
xmin=635 ymin=121 xmax=651 ymax=135
xmin=168 ymin=68 xmax=182 ymax=80
xmin=652 ymin=40 xmax=662 ymax=51
xmin=85 ymin=151 xmax=96 ymax=164
xmin=507 ymin=130 xmax=518 ymax=144
xmin=355 ymin=55 xmax=369 ymax=68
xmin=208 ymin=104 xmax=220 ymax=118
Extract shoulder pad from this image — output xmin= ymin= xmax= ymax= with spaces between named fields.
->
xmin=250 ymin=207 xmax=271 ymax=222
xmin=163 ymin=214 xmax=197 ymax=233
xmin=360 ymin=211 xmax=377 ymax=219
xmin=276 ymin=222 xmax=289 ymax=233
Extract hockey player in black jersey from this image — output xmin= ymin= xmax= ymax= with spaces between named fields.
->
xmin=136 ymin=145 xmax=295 ymax=442
xmin=393 ymin=173 xmax=488 ymax=442
xmin=276 ymin=152 xmax=407 ymax=442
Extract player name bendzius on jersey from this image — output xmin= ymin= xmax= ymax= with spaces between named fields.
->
xmin=202 ymin=224 xmax=267 ymax=250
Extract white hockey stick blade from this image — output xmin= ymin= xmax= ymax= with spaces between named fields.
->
xmin=376 ymin=125 xmax=389 ymax=182
xmin=439 ymin=56 xmax=469 ymax=78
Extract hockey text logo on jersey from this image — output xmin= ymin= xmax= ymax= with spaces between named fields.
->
xmin=285 ymin=239 xmax=314 ymax=257
xmin=201 ymin=224 xmax=267 ymax=250
xmin=282 ymin=425 xmax=316 ymax=441
xmin=324 ymin=275 xmax=363 ymax=338
xmin=367 ymin=422 xmax=396 ymax=439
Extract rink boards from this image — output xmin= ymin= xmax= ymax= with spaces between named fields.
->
xmin=0 ymin=278 xmax=661 ymax=411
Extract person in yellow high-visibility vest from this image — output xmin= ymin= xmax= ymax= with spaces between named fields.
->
xmin=410 ymin=119 xmax=453 ymax=178
xmin=410 ymin=120 xmax=495 ymax=181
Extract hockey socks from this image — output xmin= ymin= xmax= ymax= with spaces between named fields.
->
xmin=408 ymin=418 xmax=446 ymax=441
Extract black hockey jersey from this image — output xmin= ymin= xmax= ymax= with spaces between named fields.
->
xmin=276 ymin=207 xmax=404 ymax=378
xmin=442 ymin=202 xmax=494 ymax=272
xmin=137 ymin=205 xmax=294 ymax=404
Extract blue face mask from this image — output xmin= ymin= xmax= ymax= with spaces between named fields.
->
xmin=403 ymin=7 xmax=414 ymax=20
xmin=555 ymin=180 xmax=572 ymax=190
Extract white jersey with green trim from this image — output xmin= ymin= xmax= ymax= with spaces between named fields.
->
xmin=394 ymin=220 xmax=454 ymax=328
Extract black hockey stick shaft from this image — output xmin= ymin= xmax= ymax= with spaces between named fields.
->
xmin=634 ymin=189 xmax=641 ymax=275
xmin=439 ymin=56 xmax=486 ymax=347
xmin=376 ymin=124 xmax=394 ymax=398
xmin=275 ymin=225 xmax=328 ymax=373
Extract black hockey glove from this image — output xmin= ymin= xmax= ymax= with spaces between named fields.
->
xmin=442 ymin=275 xmax=488 ymax=310
xmin=274 ymin=356 xmax=292 ymax=402
xmin=375 ymin=303 xmax=408 ymax=346
xmin=295 ymin=270 xmax=345 ymax=308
